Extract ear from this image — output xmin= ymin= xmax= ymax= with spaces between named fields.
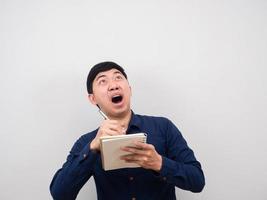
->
xmin=129 ymin=85 xmax=132 ymax=96
xmin=88 ymin=94 xmax=97 ymax=105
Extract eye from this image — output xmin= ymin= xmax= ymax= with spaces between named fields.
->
xmin=98 ymin=79 xmax=107 ymax=85
xmin=115 ymin=75 xmax=123 ymax=80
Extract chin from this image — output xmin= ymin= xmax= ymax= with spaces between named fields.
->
xmin=111 ymin=107 xmax=131 ymax=118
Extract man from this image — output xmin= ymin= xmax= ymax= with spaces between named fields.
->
xmin=50 ymin=61 xmax=205 ymax=200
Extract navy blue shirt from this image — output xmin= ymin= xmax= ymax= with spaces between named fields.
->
xmin=50 ymin=113 xmax=205 ymax=200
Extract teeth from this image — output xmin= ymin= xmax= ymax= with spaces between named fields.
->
xmin=112 ymin=95 xmax=121 ymax=98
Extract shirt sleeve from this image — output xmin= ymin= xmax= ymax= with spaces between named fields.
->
xmin=158 ymin=119 xmax=205 ymax=192
xmin=50 ymin=134 xmax=99 ymax=200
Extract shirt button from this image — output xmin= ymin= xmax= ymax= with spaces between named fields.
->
xmin=129 ymin=177 xmax=134 ymax=181
xmin=83 ymin=154 xmax=87 ymax=158
xmin=163 ymin=177 xmax=167 ymax=181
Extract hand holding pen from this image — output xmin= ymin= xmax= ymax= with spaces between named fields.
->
xmin=99 ymin=109 xmax=109 ymax=120
xmin=89 ymin=109 xmax=126 ymax=151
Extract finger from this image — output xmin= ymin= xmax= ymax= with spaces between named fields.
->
xmin=103 ymin=121 xmax=125 ymax=133
xmin=106 ymin=124 xmax=122 ymax=132
xmin=133 ymin=141 xmax=154 ymax=150
xmin=121 ymin=154 xmax=149 ymax=162
xmin=121 ymin=127 xmax=126 ymax=134
xmin=100 ymin=123 xmax=125 ymax=135
xmin=123 ymin=157 xmax=156 ymax=170
xmin=102 ymin=120 xmax=118 ymax=127
xmin=120 ymin=146 xmax=148 ymax=156
xmin=102 ymin=129 xmax=121 ymax=136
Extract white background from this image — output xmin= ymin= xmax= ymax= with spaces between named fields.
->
xmin=1 ymin=0 xmax=267 ymax=199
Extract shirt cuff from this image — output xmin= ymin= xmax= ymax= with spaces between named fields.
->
xmin=78 ymin=143 xmax=99 ymax=163
xmin=159 ymin=156 xmax=178 ymax=178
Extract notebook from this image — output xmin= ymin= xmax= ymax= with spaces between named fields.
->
xmin=100 ymin=133 xmax=147 ymax=171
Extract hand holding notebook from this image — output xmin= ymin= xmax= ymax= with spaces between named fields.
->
xmin=100 ymin=133 xmax=147 ymax=171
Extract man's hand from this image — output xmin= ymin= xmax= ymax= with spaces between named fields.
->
xmin=120 ymin=141 xmax=162 ymax=172
xmin=90 ymin=120 xmax=126 ymax=151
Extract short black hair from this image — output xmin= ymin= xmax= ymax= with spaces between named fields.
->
xmin=86 ymin=61 xmax=128 ymax=94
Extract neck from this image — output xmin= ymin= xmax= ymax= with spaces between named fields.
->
xmin=109 ymin=110 xmax=132 ymax=129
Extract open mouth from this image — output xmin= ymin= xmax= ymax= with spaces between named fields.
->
xmin=111 ymin=95 xmax=123 ymax=104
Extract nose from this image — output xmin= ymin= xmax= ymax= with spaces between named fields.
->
xmin=108 ymin=80 xmax=119 ymax=91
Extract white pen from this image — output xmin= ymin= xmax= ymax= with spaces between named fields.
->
xmin=99 ymin=109 xmax=109 ymax=120
xmin=99 ymin=109 xmax=126 ymax=134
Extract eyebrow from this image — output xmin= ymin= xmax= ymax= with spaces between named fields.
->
xmin=95 ymin=71 xmax=123 ymax=82
xmin=113 ymin=71 xmax=123 ymax=76
xmin=95 ymin=74 xmax=106 ymax=82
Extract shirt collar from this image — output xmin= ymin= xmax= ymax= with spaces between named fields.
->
xmin=128 ymin=110 xmax=142 ymax=131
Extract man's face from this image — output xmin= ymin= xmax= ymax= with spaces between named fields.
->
xmin=88 ymin=68 xmax=132 ymax=118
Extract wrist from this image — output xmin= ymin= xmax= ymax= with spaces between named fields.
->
xmin=155 ymin=155 xmax=162 ymax=172
xmin=90 ymin=140 xmax=99 ymax=151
